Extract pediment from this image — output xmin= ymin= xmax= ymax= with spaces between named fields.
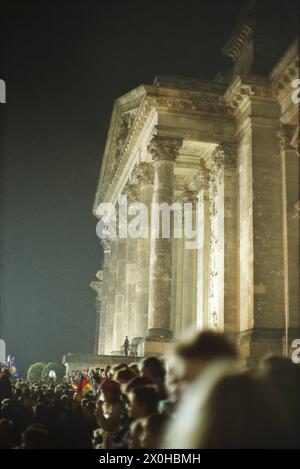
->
xmin=93 ymin=86 xmax=147 ymax=212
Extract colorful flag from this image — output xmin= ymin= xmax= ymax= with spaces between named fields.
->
xmin=77 ymin=376 xmax=92 ymax=396
xmin=3 ymin=357 xmax=20 ymax=380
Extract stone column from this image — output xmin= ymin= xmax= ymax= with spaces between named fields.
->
xmin=123 ymin=182 xmax=140 ymax=342
xmin=181 ymin=189 xmax=198 ymax=333
xmin=113 ymin=213 xmax=127 ymax=353
xmin=90 ymin=280 xmax=102 ymax=355
xmin=98 ymin=239 xmax=111 ymax=354
xmin=191 ymin=167 xmax=210 ymax=330
xmin=106 ymin=238 xmax=117 ymax=355
xmin=90 ymin=273 xmax=103 ymax=355
xmin=171 ymin=225 xmax=184 ymax=337
xmin=208 ymin=144 xmax=237 ymax=334
xmin=124 ymin=238 xmax=137 ymax=341
xmin=133 ymin=163 xmax=154 ymax=342
xmin=147 ymin=135 xmax=182 ymax=339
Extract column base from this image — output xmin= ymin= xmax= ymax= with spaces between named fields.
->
xmin=236 ymin=327 xmax=300 ymax=368
xmin=146 ymin=328 xmax=173 ymax=339
xmin=137 ymin=336 xmax=175 ymax=357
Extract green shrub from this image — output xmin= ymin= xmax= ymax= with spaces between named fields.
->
xmin=41 ymin=362 xmax=66 ymax=381
xmin=27 ymin=362 xmax=47 ymax=382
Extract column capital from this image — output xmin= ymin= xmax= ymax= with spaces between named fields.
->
xmin=147 ymin=135 xmax=182 ymax=162
xmin=134 ymin=162 xmax=154 ymax=185
xmin=190 ymin=166 xmax=210 ymax=192
xmin=211 ymin=143 xmax=237 ymax=170
xmin=181 ymin=188 xmax=199 ymax=204
xmin=90 ymin=272 xmax=103 ymax=296
xmin=100 ymin=238 xmax=112 ymax=252
xmin=123 ymin=181 xmax=140 ymax=203
xmin=278 ymin=123 xmax=299 ymax=152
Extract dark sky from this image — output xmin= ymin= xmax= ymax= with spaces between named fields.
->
xmin=0 ymin=0 xmax=242 ymax=375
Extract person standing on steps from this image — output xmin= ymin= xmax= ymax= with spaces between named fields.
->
xmin=124 ymin=336 xmax=129 ymax=357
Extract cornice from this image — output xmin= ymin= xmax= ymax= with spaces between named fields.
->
xmin=225 ymin=74 xmax=275 ymax=118
xmin=93 ymin=84 xmax=234 ymax=213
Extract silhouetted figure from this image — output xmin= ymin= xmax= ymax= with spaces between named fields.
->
xmin=124 ymin=337 xmax=129 ymax=357
xmin=0 ymin=369 xmax=12 ymax=401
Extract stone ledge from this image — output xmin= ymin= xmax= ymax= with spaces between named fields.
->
xmin=62 ymin=353 xmax=140 ymax=372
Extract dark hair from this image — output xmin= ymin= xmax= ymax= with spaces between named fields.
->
xmin=199 ymin=373 xmax=287 ymax=449
xmin=174 ymin=331 xmax=237 ymax=361
xmin=116 ymin=368 xmax=136 ymax=383
xmin=85 ymin=401 xmax=96 ymax=412
xmin=142 ymin=357 xmax=165 ymax=380
xmin=125 ymin=377 xmax=151 ymax=393
xmin=113 ymin=363 xmax=128 ymax=372
xmin=22 ymin=424 xmax=49 ymax=449
xmin=130 ymin=385 xmax=159 ymax=414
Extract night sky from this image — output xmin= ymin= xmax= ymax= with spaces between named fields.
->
xmin=0 ymin=0 xmax=243 ymax=375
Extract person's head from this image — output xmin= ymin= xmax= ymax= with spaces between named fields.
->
xmin=140 ymin=414 xmax=168 ymax=449
xmin=167 ymin=330 xmax=237 ymax=399
xmin=125 ymin=377 xmax=150 ymax=394
xmin=1 ymin=398 xmax=12 ymax=407
xmin=100 ymin=379 xmax=121 ymax=405
xmin=33 ymin=402 xmax=48 ymax=420
xmin=0 ymin=419 xmax=14 ymax=449
xmin=71 ymin=399 xmax=81 ymax=412
xmin=92 ymin=428 xmax=104 ymax=449
xmin=22 ymin=424 xmax=49 ymax=449
xmin=128 ymin=363 xmax=140 ymax=376
xmin=112 ymin=363 xmax=128 ymax=374
xmin=196 ymin=372 xmax=281 ymax=448
xmin=163 ymin=361 xmax=287 ymax=449
xmin=21 ymin=389 xmax=34 ymax=409
xmin=0 ymin=369 xmax=10 ymax=380
xmin=128 ymin=385 xmax=159 ymax=419
xmin=115 ymin=368 xmax=136 ymax=393
xmin=61 ymin=394 xmax=71 ymax=410
xmin=83 ymin=401 xmax=96 ymax=419
xmin=80 ymin=398 xmax=89 ymax=409
xmin=103 ymin=365 xmax=112 ymax=379
xmin=1 ymin=403 xmax=14 ymax=420
xmin=141 ymin=357 xmax=165 ymax=382
xmin=259 ymin=355 xmax=300 ymax=377
xmin=258 ymin=355 xmax=300 ymax=447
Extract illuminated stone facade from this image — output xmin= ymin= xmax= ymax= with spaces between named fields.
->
xmin=91 ymin=5 xmax=299 ymax=365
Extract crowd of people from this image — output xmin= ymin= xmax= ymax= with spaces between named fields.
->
xmin=0 ymin=330 xmax=300 ymax=449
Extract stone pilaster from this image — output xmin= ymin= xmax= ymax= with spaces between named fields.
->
xmin=147 ymin=135 xmax=182 ymax=339
xmin=208 ymin=143 xmax=238 ymax=334
xmin=133 ymin=163 xmax=154 ymax=341
xmin=181 ymin=189 xmax=198 ymax=333
xmin=226 ymin=75 xmax=286 ymax=364
xmin=278 ymin=124 xmax=300 ymax=355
